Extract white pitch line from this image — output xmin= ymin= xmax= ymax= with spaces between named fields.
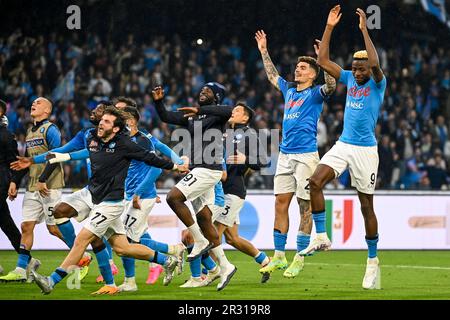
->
xmin=307 ymin=262 xmax=450 ymax=271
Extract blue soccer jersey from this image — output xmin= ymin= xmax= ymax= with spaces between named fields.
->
xmin=338 ymin=70 xmax=387 ymax=146
xmin=125 ymin=131 xmax=160 ymax=200
xmin=214 ymin=181 xmax=225 ymax=207
xmin=278 ymin=77 xmax=327 ymax=154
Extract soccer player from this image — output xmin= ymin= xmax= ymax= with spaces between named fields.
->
xmin=214 ymin=103 xmax=271 ymax=282
xmin=31 ymin=107 xmax=188 ymax=295
xmin=117 ymin=106 xmax=186 ymax=292
xmin=300 ymin=5 xmax=386 ymax=290
xmin=0 ymin=97 xmax=67 ymax=283
xmin=255 ymin=30 xmax=336 ymax=278
xmin=11 ymin=102 xmax=111 ymax=283
xmin=179 ymin=172 xmax=226 ymax=288
xmin=0 ymin=100 xmax=22 ymax=255
xmin=153 ymin=83 xmax=237 ymax=291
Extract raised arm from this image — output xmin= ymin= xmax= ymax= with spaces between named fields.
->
xmin=150 ymin=136 xmax=184 ymax=165
xmin=33 ymin=129 xmax=86 ymax=164
xmin=123 ymin=136 xmax=186 ymax=171
xmin=152 ymin=86 xmax=189 ymax=126
xmin=356 ymin=8 xmax=384 ymax=83
xmin=316 ymin=5 xmax=344 ymax=80
xmin=314 ymin=40 xmax=337 ymax=96
xmin=255 ymin=30 xmax=280 ymax=90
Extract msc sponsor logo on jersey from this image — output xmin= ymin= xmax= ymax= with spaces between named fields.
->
xmin=284 ymin=112 xmax=301 ymax=120
xmin=346 ymin=101 xmax=363 ymax=109
xmin=26 ymin=138 xmax=45 ymax=148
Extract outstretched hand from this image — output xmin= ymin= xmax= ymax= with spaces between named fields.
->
xmin=177 ymin=107 xmax=199 ymax=118
xmin=255 ymin=30 xmax=268 ymax=52
xmin=327 ymin=5 xmax=342 ymax=27
xmin=151 ymin=86 xmax=165 ymax=101
xmin=314 ymin=39 xmax=321 ymax=56
xmin=356 ymin=8 xmax=367 ymax=31
xmin=10 ymin=156 xmax=33 ymax=171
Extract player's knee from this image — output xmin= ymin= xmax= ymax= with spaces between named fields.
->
xmin=114 ymin=246 xmax=127 ymax=257
xmin=360 ymin=204 xmax=374 ymax=217
xmin=225 ymin=234 xmax=237 ymax=247
xmin=53 ymin=203 xmax=73 ymax=219
xmin=275 ymin=196 xmax=290 ymax=211
xmin=166 ymin=191 xmax=181 ymax=208
xmin=308 ymin=176 xmax=322 ymax=192
xmin=20 ymin=222 xmax=34 ymax=234
xmin=181 ymin=230 xmax=193 ymax=246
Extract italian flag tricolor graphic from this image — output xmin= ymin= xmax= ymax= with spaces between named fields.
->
xmin=325 ymin=199 xmax=354 ymax=244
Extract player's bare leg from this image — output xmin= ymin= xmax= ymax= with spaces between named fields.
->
xmin=260 ymin=193 xmax=293 ymax=275
xmin=284 ymin=198 xmax=312 ymax=278
xmin=358 ymin=192 xmax=380 ymax=289
xmin=197 ymin=206 xmax=236 ymax=290
xmin=167 ymin=188 xmax=211 ymax=261
xmin=299 ymin=165 xmax=335 ymax=256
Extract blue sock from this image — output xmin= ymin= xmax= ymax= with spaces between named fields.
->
xmin=273 ymin=230 xmax=287 ymax=251
xmin=49 ymin=267 xmax=67 ymax=287
xmin=150 ymin=252 xmax=168 ymax=266
xmin=57 ymin=220 xmax=76 ymax=249
xmin=94 ymin=247 xmax=114 ymax=285
xmin=312 ymin=211 xmax=326 ymax=233
xmin=366 ymin=235 xmax=379 ymax=258
xmin=201 ymin=254 xmax=217 ymax=271
xmin=121 ymin=257 xmax=136 ymax=278
xmin=17 ymin=247 xmax=30 ymax=269
xmin=190 ymin=257 xmax=202 ymax=277
xmin=140 ymin=232 xmax=152 ymax=241
xmin=297 ymin=232 xmax=311 ymax=252
xmin=255 ymin=251 xmax=268 ymax=264
xmin=140 ymin=235 xmax=169 ymax=253
xmin=201 ymin=268 xmax=208 ymax=275
xmin=103 ymin=238 xmax=113 ymax=260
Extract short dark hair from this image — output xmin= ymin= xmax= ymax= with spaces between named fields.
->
xmin=0 ymin=99 xmax=7 ymax=114
xmin=112 ymin=96 xmax=137 ymax=108
xmin=297 ymin=56 xmax=320 ymax=80
xmin=123 ymin=106 xmax=140 ymax=122
xmin=103 ymin=106 xmax=127 ymax=131
xmin=235 ymin=102 xmax=254 ymax=124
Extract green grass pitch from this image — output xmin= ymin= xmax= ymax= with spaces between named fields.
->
xmin=0 ymin=250 xmax=449 ymax=300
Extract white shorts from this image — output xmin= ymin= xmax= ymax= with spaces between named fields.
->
xmin=22 ymin=190 xmax=61 ymax=225
xmin=320 ymin=141 xmax=379 ymax=194
xmin=175 ymin=167 xmax=223 ymax=214
xmin=274 ymin=152 xmax=320 ymax=200
xmin=122 ymin=198 xmax=156 ymax=242
xmin=212 ymin=194 xmax=245 ymax=227
xmin=84 ymin=201 xmax=126 ymax=239
xmin=62 ymin=187 xmax=94 ymax=223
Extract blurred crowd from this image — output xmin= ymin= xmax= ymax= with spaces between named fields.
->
xmin=0 ymin=22 xmax=449 ymax=190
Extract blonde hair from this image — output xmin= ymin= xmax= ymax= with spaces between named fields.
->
xmin=353 ymin=50 xmax=368 ymax=60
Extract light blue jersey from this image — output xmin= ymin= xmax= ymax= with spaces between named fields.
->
xmin=278 ymin=77 xmax=328 ymax=154
xmin=125 ymin=131 xmax=184 ymax=201
xmin=214 ymin=182 xmax=225 ymax=207
xmin=338 ymin=70 xmax=387 ymax=146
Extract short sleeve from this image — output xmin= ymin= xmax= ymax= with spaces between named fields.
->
xmin=372 ymin=75 xmax=387 ymax=91
xmin=338 ymin=70 xmax=352 ymax=85
xmin=277 ymin=76 xmax=289 ymax=97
